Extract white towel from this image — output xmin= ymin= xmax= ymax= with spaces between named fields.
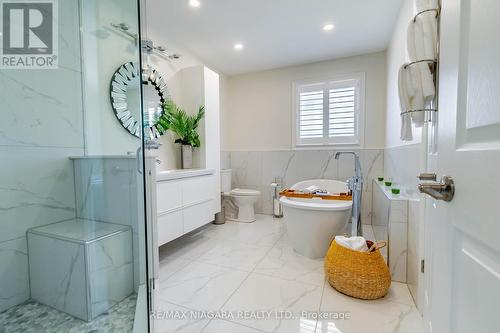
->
xmin=335 ymin=236 xmax=369 ymax=252
xmin=413 ymin=20 xmax=435 ymax=121
xmin=303 ymin=185 xmax=319 ymax=194
xmin=418 ymin=13 xmax=438 ymax=60
xmin=415 ymin=0 xmax=438 ymax=60
xmin=415 ymin=0 xmax=438 ymax=12
xmin=407 ymin=20 xmax=435 ymax=126
xmin=399 ymin=65 xmax=413 ymax=141
xmin=413 ymin=0 xmax=438 ymax=104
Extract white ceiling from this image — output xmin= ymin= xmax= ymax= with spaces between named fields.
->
xmin=146 ymin=0 xmax=403 ymax=76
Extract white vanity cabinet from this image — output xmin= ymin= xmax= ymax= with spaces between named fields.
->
xmin=156 ymin=169 xmax=216 ymax=246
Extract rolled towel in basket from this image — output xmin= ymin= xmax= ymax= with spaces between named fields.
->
xmin=335 ymin=236 xmax=369 ymax=252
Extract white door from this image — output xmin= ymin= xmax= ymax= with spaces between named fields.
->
xmin=423 ymin=1 xmax=500 ymax=332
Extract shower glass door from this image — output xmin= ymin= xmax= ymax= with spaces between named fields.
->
xmin=0 ymin=0 xmax=152 ymax=331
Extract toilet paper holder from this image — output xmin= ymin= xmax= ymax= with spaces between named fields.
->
xmin=270 ymin=176 xmax=284 ymax=218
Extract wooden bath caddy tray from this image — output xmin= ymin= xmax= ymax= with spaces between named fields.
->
xmin=279 ymin=189 xmax=352 ymax=201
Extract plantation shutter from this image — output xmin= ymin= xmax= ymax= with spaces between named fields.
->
xmin=298 ymin=89 xmax=325 ymax=139
xmin=329 ymin=86 xmax=356 ymax=138
xmin=295 ymin=77 xmax=361 ymax=146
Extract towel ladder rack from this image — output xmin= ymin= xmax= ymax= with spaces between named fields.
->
xmin=400 ymin=6 xmax=440 ymax=119
xmin=403 ymin=59 xmax=437 ymax=69
xmin=400 ymin=109 xmax=437 ymax=116
xmin=413 ymin=8 xmax=440 ymax=22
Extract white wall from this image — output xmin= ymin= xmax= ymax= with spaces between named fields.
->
xmin=222 ymin=52 xmax=387 ymax=151
xmin=143 ymin=8 xmax=211 ymax=170
xmin=155 ymin=65 xmax=205 ymax=170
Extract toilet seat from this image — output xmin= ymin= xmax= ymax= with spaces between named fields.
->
xmin=230 ymin=188 xmax=260 ymax=196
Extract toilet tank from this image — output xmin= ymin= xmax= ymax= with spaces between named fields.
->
xmin=221 ymin=169 xmax=232 ymax=193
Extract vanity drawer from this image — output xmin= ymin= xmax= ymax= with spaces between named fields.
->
xmin=183 ymin=199 xmax=215 ymax=234
xmin=157 ymin=180 xmax=182 ymax=214
xmin=182 ymin=175 xmax=215 ymax=206
xmin=157 ymin=210 xmax=183 ymax=246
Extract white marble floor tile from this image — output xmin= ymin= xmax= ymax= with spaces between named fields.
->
xmin=159 ymin=234 xmax=219 ymax=261
xmin=201 ymin=319 xmax=265 ymax=333
xmin=157 ymin=215 xmax=423 ymax=333
xmin=159 ymin=261 xmax=248 ymax=311
xmin=254 ymin=235 xmax=325 ymax=286
xmin=154 ymin=300 xmax=209 ymax=333
xmin=317 ymin=284 xmax=425 ymax=333
xmin=202 ymin=215 xmax=285 ymax=247
xmin=222 ymin=273 xmax=323 ymax=333
xmin=159 ymin=255 xmax=192 ymax=282
xmin=195 ymin=238 xmax=271 ymax=271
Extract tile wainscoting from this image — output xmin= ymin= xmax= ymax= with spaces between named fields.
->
xmin=384 ymin=144 xmax=426 ymax=312
xmin=221 ymin=149 xmax=384 ymax=222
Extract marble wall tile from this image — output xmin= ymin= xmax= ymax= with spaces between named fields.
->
xmin=73 ymin=158 xmax=141 ymax=290
xmin=261 ymin=150 xmax=296 ymax=187
xmin=389 ymin=222 xmax=408 ymax=283
xmin=74 ymin=158 xmax=137 ymax=226
xmin=230 ymin=151 xmax=263 ymax=187
xmin=0 ymin=238 xmax=30 ymax=312
xmin=28 ymin=233 xmax=88 ymax=320
xmin=361 ymin=149 xmax=384 ymax=193
xmin=384 ymin=145 xmax=425 ymax=197
xmin=87 ymin=230 xmax=134 ymax=319
xmin=294 ymin=150 xmax=331 ymax=183
xmin=220 ymin=151 xmax=231 ymax=170
xmin=0 ymin=146 xmax=81 ymax=243
xmin=0 ymin=0 xmax=84 ymax=148
xmin=390 ymin=201 xmax=409 ymax=224
xmin=407 ymin=199 xmax=423 ymax=311
xmin=371 ymin=180 xmax=408 ymax=282
xmin=28 ymin=225 xmax=133 ymax=321
xmin=228 ymin=149 xmax=383 ymax=219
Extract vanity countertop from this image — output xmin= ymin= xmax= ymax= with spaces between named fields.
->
xmin=157 ymin=168 xmax=215 ymax=182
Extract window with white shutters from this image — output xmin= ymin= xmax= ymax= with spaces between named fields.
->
xmin=295 ymin=75 xmax=363 ymax=146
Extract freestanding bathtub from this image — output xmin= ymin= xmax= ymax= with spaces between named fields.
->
xmin=280 ymin=179 xmax=352 ymax=259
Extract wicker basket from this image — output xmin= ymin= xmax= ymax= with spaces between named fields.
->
xmin=324 ymin=238 xmax=391 ymax=300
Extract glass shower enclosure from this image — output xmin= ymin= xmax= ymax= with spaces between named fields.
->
xmin=0 ymin=0 xmax=154 ymax=331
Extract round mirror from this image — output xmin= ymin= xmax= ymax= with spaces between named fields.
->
xmin=110 ymin=62 xmax=169 ymax=140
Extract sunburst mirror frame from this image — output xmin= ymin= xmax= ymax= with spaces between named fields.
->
xmin=110 ymin=62 xmax=169 ymax=140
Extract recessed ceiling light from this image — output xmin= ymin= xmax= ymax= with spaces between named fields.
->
xmin=234 ymin=43 xmax=244 ymax=50
xmin=189 ymin=0 xmax=200 ymax=8
xmin=323 ymin=23 xmax=335 ymax=31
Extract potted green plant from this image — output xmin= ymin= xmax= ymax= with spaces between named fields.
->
xmin=157 ymin=100 xmax=205 ymax=169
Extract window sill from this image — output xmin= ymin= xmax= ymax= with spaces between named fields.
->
xmin=294 ymin=142 xmax=362 ymax=150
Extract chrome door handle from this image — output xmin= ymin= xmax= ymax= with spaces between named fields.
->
xmin=418 ymin=173 xmax=437 ymax=181
xmin=418 ymin=176 xmax=455 ymax=202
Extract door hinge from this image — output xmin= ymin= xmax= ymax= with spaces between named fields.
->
xmin=149 ymin=277 xmax=156 ymax=290
xmin=421 ymin=259 xmax=425 ymax=273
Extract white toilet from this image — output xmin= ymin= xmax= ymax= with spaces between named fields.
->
xmin=221 ymin=169 xmax=260 ymax=223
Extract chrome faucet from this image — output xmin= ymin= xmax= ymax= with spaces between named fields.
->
xmin=335 ymin=151 xmax=363 ymax=236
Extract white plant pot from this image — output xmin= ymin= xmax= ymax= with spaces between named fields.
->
xmin=181 ymin=145 xmax=193 ymax=169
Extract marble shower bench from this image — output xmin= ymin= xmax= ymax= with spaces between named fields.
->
xmin=27 ymin=219 xmax=133 ymax=321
